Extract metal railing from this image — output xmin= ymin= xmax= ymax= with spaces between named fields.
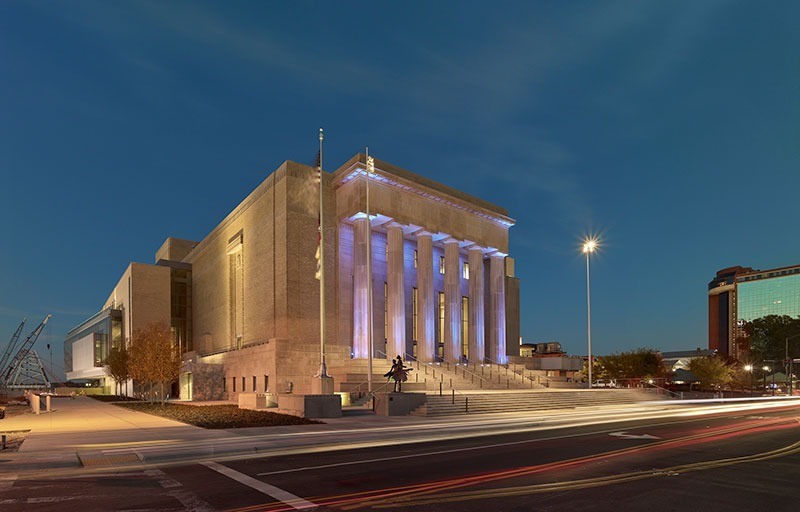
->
xmin=403 ymin=353 xmax=490 ymax=391
xmin=480 ymin=357 xmax=550 ymax=388
xmin=644 ymin=383 xmax=684 ymax=399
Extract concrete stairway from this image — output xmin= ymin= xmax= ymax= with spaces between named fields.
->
xmin=328 ymin=358 xmax=427 ymax=402
xmin=410 ymin=388 xmax=658 ymax=417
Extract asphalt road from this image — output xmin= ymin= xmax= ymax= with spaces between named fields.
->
xmin=4 ymin=402 xmax=800 ymax=512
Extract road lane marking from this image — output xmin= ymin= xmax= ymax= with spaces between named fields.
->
xmin=0 ymin=475 xmax=17 ymax=491
xmin=0 ymin=496 xmax=80 ymax=504
xmin=144 ymin=468 xmax=215 ymax=512
xmin=201 ymin=461 xmax=316 ymax=510
xmin=608 ymin=431 xmax=660 ymax=439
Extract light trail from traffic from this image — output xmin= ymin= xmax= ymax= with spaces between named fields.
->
xmin=224 ymin=413 xmax=800 ymax=512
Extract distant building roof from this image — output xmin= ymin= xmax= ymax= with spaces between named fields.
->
xmin=660 ymin=349 xmax=716 ymax=360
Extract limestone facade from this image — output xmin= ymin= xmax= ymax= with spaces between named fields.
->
xmin=66 ymin=153 xmax=521 ymax=400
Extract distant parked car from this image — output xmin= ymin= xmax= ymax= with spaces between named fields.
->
xmin=592 ymin=380 xmax=617 ymax=388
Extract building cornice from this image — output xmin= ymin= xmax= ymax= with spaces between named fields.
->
xmin=331 ymin=154 xmax=515 ymax=229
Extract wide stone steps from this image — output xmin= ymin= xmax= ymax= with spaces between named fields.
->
xmin=410 ymin=389 xmax=656 ymax=417
xmin=406 ymin=361 xmax=548 ymax=391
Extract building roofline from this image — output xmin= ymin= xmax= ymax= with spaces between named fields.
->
xmin=331 ymin=153 xmax=514 ymax=227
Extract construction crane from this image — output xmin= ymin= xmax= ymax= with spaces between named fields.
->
xmin=2 ymin=314 xmax=51 ymax=388
xmin=0 ymin=318 xmax=26 ymax=377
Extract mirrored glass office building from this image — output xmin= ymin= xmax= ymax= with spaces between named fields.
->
xmin=708 ymin=264 xmax=800 ymax=359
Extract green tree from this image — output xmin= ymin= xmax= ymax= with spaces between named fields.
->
xmin=128 ymin=323 xmax=181 ymax=402
xmin=105 ymin=344 xmax=130 ymax=396
xmin=688 ymin=355 xmax=734 ymax=391
xmin=743 ymin=315 xmax=800 ymax=361
xmin=597 ymin=348 xmax=664 ymax=380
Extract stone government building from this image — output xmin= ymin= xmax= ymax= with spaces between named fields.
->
xmin=65 ymin=154 xmax=521 ymax=400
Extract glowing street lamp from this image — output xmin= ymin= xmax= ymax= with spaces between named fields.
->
xmin=744 ymin=364 xmax=753 ymax=396
xmin=582 ymin=237 xmax=599 ymax=388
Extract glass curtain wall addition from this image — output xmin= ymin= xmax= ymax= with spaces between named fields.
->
xmin=64 ymin=308 xmax=123 ymax=373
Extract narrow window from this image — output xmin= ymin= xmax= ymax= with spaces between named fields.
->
xmin=242 ymin=376 xmax=245 ymax=391
xmin=384 ymin=282 xmax=389 ymax=342
xmin=253 ymin=375 xmax=256 ymax=392
xmin=439 ymin=256 xmax=445 ymax=274
xmin=414 ymin=250 xmax=418 ymax=268
xmin=233 ymin=377 xmax=236 ymax=392
xmin=438 ymin=291 xmax=445 ymax=343
xmin=461 ymin=296 xmax=469 ymax=360
xmin=223 ymin=377 xmax=227 ymax=392
xmin=463 ymin=262 xmax=470 ymax=280
xmin=264 ymin=375 xmax=269 ymax=392
xmin=228 ymin=232 xmax=244 ymax=349
xmin=412 ymin=287 xmax=418 ymax=342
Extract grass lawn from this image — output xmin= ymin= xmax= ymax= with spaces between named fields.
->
xmin=110 ymin=400 xmax=321 ymax=429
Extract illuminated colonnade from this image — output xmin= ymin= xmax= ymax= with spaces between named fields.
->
xmin=349 ymin=216 xmax=506 ymax=364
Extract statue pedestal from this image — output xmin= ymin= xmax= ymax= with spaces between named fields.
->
xmin=373 ymin=392 xmax=426 ymax=416
xmin=278 ymin=394 xmax=342 ymax=418
xmin=311 ymin=375 xmax=334 ymax=395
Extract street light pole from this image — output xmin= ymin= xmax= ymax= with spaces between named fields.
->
xmin=582 ymin=238 xmax=598 ymax=389
xmin=786 ymin=334 xmax=800 ymax=396
xmin=744 ymin=364 xmax=753 ymax=397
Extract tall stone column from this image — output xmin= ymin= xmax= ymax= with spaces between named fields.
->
xmin=386 ymin=223 xmax=406 ymax=360
xmin=468 ymin=247 xmax=485 ymax=363
xmin=443 ymin=238 xmax=461 ymax=363
xmin=352 ymin=215 xmax=370 ymax=358
xmin=416 ymin=232 xmax=435 ymax=362
xmin=488 ymin=253 xmax=507 ymax=364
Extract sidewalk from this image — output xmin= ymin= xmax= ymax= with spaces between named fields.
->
xmin=0 ymin=396 xmax=234 ymax=471
xmin=0 ymin=396 xmax=467 ymax=474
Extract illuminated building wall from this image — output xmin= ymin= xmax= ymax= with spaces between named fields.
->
xmin=66 ymin=154 xmax=521 ymax=398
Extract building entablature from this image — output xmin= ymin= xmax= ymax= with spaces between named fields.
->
xmin=341 ymin=212 xmax=507 ymax=258
xmin=333 ymin=154 xmax=515 ymax=230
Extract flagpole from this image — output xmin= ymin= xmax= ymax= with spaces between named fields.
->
xmin=312 ymin=128 xmax=332 ymax=396
xmin=366 ymin=148 xmax=374 ymax=395
xmin=317 ymin=128 xmax=328 ymax=381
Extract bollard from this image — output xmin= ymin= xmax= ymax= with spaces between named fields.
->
xmin=452 ymin=389 xmax=455 ymax=404
xmin=465 ymin=397 xmax=469 ymax=413
xmin=439 ymin=382 xmax=442 ymax=396
xmin=1 ymin=434 xmax=6 ymax=450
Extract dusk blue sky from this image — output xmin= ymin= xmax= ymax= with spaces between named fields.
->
xmin=2 ymin=1 xmax=799 ymax=379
